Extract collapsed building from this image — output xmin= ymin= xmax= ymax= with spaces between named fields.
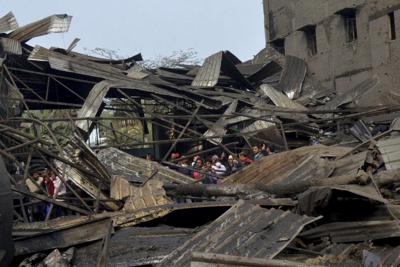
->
xmin=1 ymin=5 xmax=400 ymax=267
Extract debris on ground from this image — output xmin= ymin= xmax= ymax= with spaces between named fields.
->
xmin=1 ymin=12 xmax=400 ymax=267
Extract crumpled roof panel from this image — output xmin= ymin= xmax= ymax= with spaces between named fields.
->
xmin=0 ymin=12 xmax=18 ymax=33
xmin=9 ymin=14 xmax=72 ymax=42
xmin=377 ymin=135 xmax=400 ymax=171
xmin=158 ymin=201 xmax=320 ymax=267
xmin=277 ymin=55 xmax=306 ymax=99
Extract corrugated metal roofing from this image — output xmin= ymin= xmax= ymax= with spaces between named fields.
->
xmin=39 ymin=47 xmax=222 ymax=110
xmin=240 ymin=119 xmax=275 ymax=135
xmin=259 ymin=84 xmax=307 ymax=110
xmin=192 ymin=51 xmax=223 ymax=87
xmin=55 ymin=160 xmax=120 ymax=211
xmin=191 ymin=51 xmax=253 ymax=90
xmin=48 ymin=52 xmax=126 ymax=80
xmin=349 ymin=120 xmax=372 ymax=142
xmin=236 ymin=61 xmax=282 ymax=84
xmin=203 ymin=100 xmax=238 ymax=145
xmin=14 ymin=218 xmax=111 ymax=256
xmin=390 ymin=117 xmax=400 ymax=131
xmin=0 ymin=38 xmax=22 ymax=55
xmin=224 ymin=145 xmax=341 ymax=186
xmin=75 ymin=80 xmax=113 ymax=132
xmin=370 ymin=245 xmax=400 ymax=267
xmin=157 ymin=201 xmax=320 ymax=267
xmin=377 ymin=135 xmax=400 ymax=170
xmin=123 ymin=179 xmax=172 ymax=212
xmin=258 ymin=84 xmax=309 ymax=122
xmin=300 ymin=220 xmax=400 ymax=243
xmin=74 ymin=226 xmax=195 ymax=267
xmin=27 ymin=45 xmax=52 ymax=61
xmin=9 ymin=14 xmax=71 ymax=42
xmin=331 ymin=151 xmax=366 ymax=177
xmin=97 ymin=147 xmax=194 ymax=184
xmin=0 ymin=12 xmax=18 ymax=33
xmin=277 ymin=56 xmax=306 ymax=99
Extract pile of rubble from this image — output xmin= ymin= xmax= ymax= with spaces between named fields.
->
xmin=1 ymin=12 xmax=400 ymax=267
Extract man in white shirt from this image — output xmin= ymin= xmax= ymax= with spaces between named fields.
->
xmin=211 ymin=155 xmax=227 ymax=178
xmin=53 ymin=174 xmax=66 ymax=199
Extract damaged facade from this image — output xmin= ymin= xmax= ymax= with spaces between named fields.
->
xmin=264 ymin=0 xmax=400 ymax=99
xmin=1 ymin=4 xmax=400 ymax=267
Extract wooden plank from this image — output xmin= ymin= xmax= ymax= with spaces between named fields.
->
xmin=14 ymin=218 xmax=111 ymax=256
xmin=190 ymin=252 xmax=326 ymax=267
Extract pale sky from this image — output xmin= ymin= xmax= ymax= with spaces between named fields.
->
xmin=1 ymin=0 xmax=266 ymax=62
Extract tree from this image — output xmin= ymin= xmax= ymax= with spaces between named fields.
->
xmin=84 ymin=47 xmax=201 ymax=69
xmin=139 ymin=48 xmax=201 ymax=69
xmin=83 ymin=47 xmax=123 ymax=60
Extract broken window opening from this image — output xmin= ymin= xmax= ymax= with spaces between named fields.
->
xmin=338 ymin=9 xmax=358 ymax=43
xmin=271 ymin=38 xmax=285 ymax=55
xmin=389 ymin=11 xmax=396 ymax=40
xmin=300 ymin=25 xmax=317 ymax=56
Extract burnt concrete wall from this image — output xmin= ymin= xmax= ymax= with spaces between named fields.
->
xmin=264 ymin=0 xmax=400 ymax=95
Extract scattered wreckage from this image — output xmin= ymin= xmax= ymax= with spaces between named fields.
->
xmin=1 ymin=12 xmax=400 ymax=267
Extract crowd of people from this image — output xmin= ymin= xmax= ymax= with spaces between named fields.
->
xmin=20 ymin=144 xmax=274 ymax=221
xmin=172 ymin=144 xmax=274 ymax=184
xmin=24 ymin=169 xmax=67 ymax=221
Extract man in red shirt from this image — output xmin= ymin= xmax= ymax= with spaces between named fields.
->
xmin=239 ymin=152 xmax=253 ymax=166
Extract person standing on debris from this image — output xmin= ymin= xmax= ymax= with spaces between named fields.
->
xmin=211 ymin=155 xmax=226 ymax=178
xmin=225 ymin=155 xmax=241 ymax=176
xmin=239 ymin=152 xmax=253 ymax=166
